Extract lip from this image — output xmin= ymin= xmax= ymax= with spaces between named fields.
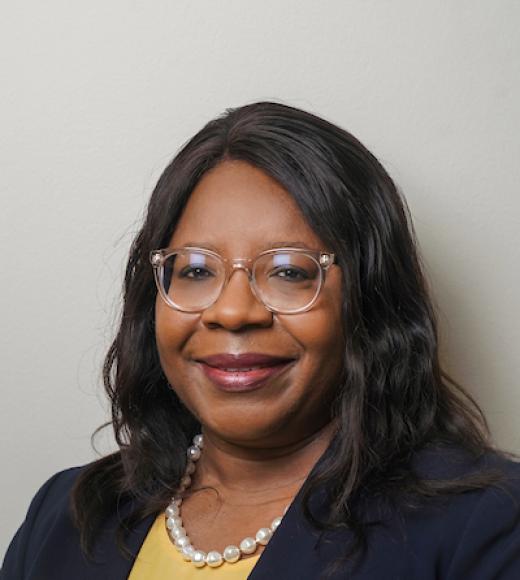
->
xmin=197 ymin=353 xmax=296 ymax=369
xmin=194 ymin=353 xmax=297 ymax=392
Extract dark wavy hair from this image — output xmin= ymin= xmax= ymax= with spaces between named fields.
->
xmin=70 ymin=101 xmax=514 ymax=572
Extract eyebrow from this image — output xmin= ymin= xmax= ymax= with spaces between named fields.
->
xmin=179 ymin=241 xmax=314 ymax=251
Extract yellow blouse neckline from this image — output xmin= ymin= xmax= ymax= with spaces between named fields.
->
xmin=128 ymin=512 xmax=262 ymax=579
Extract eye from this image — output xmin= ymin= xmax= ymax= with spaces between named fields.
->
xmin=270 ymin=266 xmax=309 ymax=281
xmin=178 ymin=265 xmax=215 ymax=280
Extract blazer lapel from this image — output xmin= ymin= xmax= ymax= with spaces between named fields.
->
xmin=87 ymin=497 xmax=156 ymax=579
xmin=248 ymin=488 xmax=328 ymax=579
xmin=246 ymin=438 xmax=393 ymax=579
xmin=248 ymin=443 xmax=339 ymax=580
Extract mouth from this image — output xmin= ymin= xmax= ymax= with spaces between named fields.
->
xmin=194 ymin=353 xmax=297 ymax=392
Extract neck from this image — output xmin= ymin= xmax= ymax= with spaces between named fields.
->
xmin=193 ymin=422 xmax=337 ymax=496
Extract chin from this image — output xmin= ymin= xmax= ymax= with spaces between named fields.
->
xmin=201 ymin=411 xmax=304 ymax=449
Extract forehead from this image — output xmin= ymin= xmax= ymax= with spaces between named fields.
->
xmin=169 ymin=160 xmax=327 ymax=254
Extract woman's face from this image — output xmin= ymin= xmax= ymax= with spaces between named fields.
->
xmin=155 ymin=160 xmax=345 ymax=448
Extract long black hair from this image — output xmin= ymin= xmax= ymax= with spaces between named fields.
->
xmin=70 ymin=101 xmax=515 ymax=571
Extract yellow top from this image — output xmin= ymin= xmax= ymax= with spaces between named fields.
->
xmin=128 ymin=513 xmax=261 ymax=579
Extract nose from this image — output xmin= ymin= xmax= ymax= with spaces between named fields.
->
xmin=200 ymin=267 xmax=273 ymax=330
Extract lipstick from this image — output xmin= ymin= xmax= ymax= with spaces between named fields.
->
xmin=195 ymin=353 xmax=296 ymax=392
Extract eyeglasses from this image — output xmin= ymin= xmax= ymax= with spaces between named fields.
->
xmin=150 ymin=246 xmax=337 ymax=314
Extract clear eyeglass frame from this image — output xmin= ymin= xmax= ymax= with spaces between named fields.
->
xmin=149 ymin=246 xmax=337 ymax=315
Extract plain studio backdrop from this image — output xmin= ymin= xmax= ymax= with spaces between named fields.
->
xmin=1 ymin=0 xmax=519 ymax=559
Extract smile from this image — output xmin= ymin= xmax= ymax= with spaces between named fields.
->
xmin=196 ymin=360 xmax=295 ymax=392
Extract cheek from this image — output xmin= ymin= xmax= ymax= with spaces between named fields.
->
xmin=154 ymin=300 xmax=197 ymax=375
xmin=298 ymin=272 xmax=344 ymax=352
xmin=279 ymin=288 xmax=345 ymax=379
xmin=283 ymin=309 xmax=343 ymax=363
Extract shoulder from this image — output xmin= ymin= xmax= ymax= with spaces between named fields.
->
xmin=1 ymin=461 xmax=98 ymax=579
xmin=406 ymin=442 xmax=520 ymax=525
xmin=9 ymin=462 xmax=89 ymax=529
xmin=406 ymin=444 xmax=520 ymax=578
xmin=411 ymin=441 xmax=520 ymax=481
xmin=21 ymin=462 xmax=92 ymax=525
xmin=444 ymin=458 xmax=520 ymax=579
xmin=325 ymin=442 xmax=520 ymax=578
xmin=34 ymin=464 xmax=86 ymax=503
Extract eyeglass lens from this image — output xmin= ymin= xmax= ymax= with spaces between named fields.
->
xmin=160 ymin=250 xmax=322 ymax=312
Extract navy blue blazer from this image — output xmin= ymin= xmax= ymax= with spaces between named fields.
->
xmin=2 ymin=444 xmax=520 ymax=579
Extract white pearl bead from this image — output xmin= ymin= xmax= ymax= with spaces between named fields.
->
xmin=193 ymin=434 xmax=204 ymax=447
xmin=181 ymin=475 xmax=191 ymax=488
xmin=255 ymin=527 xmax=272 ymax=545
xmin=170 ymin=526 xmax=186 ymax=539
xmin=223 ymin=545 xmax=241 ymax=563
xmin=187 ymin=446 xmax=201 ymax=461
xmin=206 ymin=551 xmax=223 ymax=567
xmin=181 ymin=544 xmax=195 ymax=561
xmin=186 ymin=461 xmax=196 ymax=475
xmin=166 ymin=504 xmax=179 ymax=517
xmin=239 ymin=537 xmax=257 ymax=554
xmin=192 ymin=550 xmax=207 ymax=567
xmin=166 ymin=516 xmax=182 ymax=529
xmin=174 ymin=535 xmax=190 ymax=549
xmin=283 ymin=505 xmax=290 ymax=515
xmin=174 ymin=497 xmax=182 ymax=506
xmin=271 ymin=516 xmax=282 ymax=531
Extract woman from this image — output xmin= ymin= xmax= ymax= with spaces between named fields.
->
xmin=2 ymin=101 xmax=520 ymax=579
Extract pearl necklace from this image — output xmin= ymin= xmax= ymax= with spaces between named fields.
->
xmin=164 ymin=433 xmax=288 ymax=568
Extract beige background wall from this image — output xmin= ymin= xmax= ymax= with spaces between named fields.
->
xmin=1 ymin=0 xmax=519 ymax=558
